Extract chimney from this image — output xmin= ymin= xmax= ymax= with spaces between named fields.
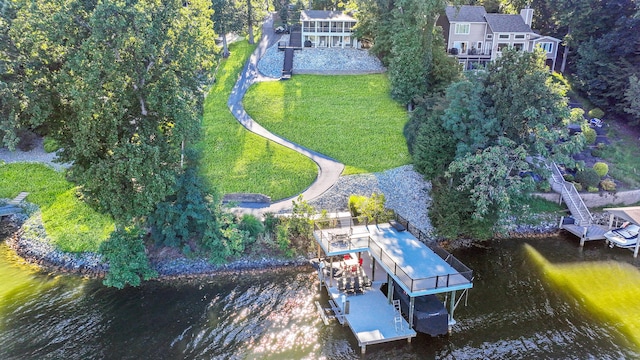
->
xmin=520 ymin=7 xmax=533 ymax=27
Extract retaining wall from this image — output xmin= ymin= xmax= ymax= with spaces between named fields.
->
xmin=533 ymin=189 xmax=640 ymax=208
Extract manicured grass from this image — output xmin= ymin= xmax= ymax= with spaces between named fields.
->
xmin=197 ymin=41 xmax=317 ymax=201
xmin=0 ymin=163 xmax=114 ymax=253
xmin=525 ymin=196 xmax=565 ymax=213
xmin=243 ymin=74 xmax=411 ymax=174
xmin=600 ymin=124 xmax=640 ymax=189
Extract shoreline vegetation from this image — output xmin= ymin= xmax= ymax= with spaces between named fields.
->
xmin=0 ymin=204 xmax=561 ymax=280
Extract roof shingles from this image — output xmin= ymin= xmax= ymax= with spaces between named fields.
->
xmin=300 ymin=10 xmax=356 ymax=22
xmin=444 ymin=5 xmax=487 ymax=23
xmin=484 ymin=14 xmax=533 ymax=33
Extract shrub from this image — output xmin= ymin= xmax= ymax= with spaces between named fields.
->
xmin=43 ymin=137 xmax=61 ymax=153
xmin=238 ymin=214 xmax=264 ymax=245
xmin=593 ymin=162 xmax=609 ymax=177
xmin=591 ymin=148 xmax=604 ymax=158
xmin=537 ymin=181 xmax=551 ymax=192
xmin=99 ymin=226 xmax=158 ymax=289
xmin=600 ymin=179 xmax=616 ymax=191
xmin=348 ymin=195 xmax=367 ymax=217
xmin=563 ymin=173 xmax=575 ymax=182
xmin=587 ymin=186 xmax=599 ymax=193
xmin=572 ymin=182 xmax=582 ymax=192
xmin=588 ymin=108 xmax=605 ymax=119
xmin=576 ymin=168 xmax=600 ymax=189
xmin=581 ymin=125 xmax=597 ymax=144
xmin=263 ymin=212 xmax=279 ymax=234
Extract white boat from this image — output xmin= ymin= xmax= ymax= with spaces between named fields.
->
xmin=604 ymin=224 xmax=640 ymax=248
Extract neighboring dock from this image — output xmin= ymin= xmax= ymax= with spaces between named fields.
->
xmin=549 ymin=162 xmax=609 ymax=245
xmin=312 ymin=214 xmax=473 ymax=354
xmin=0 ymin=192 xmax=28 ymax=218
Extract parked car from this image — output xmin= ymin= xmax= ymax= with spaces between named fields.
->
xmin=275 ymin=25 xmax=289 ymax=34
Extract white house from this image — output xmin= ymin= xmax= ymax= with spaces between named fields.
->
xmin=300 ymin=10 xmax=359 ymax=48
xmin=437 ymin=5 xmax=561 ymax=71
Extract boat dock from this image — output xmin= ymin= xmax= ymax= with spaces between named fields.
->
xmin=549 ymin=162 xmax=609 ymax=245
xmin=0 ymin=192 xmax=28 ymax=218
xmin=560 ymin=221 xmax=609 ymax=246
xmin=312 ymin=215 xmax=473 ymax=353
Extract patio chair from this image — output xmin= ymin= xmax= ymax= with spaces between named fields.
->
xmin=345 ymin=278 xmax=354 ymax=295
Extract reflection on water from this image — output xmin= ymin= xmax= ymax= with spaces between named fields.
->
xmin=526 ymin=244 xmax=640 ymax=350
xmin=0 ymin=236 xmax=639 ymax=359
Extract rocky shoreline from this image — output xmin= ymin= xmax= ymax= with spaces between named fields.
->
xmin=1 ymin=187 xmax=563 ymax=282
xmin=2 ymin=213 xmax=310 ymax=280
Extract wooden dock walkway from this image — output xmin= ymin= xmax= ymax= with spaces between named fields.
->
xmin=549 ymin=162 xmax=609 ymax=245
xmin=561 ymin=222 xmax=609 ymax=246
xmin=1 ymin=192 xmax=29 ymax=218
xmin=321 ymin=270 xmax=416 ymax=354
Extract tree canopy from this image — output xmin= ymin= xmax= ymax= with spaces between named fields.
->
xmin=2 ymin=0 xmax=218 ymax=222
xmin=413 ymin=48 xmax=584 ymax=234
xmin=352 ymin=0 xmax=461 ymax=106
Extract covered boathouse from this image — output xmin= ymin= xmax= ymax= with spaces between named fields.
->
xmin=312 ymin=214 xmax=474 ymax=353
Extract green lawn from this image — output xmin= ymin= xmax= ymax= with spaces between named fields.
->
xmin=243 ymin=74 xmax=411 ymax=174
xmin=197 ymin=41 xmax=317 ymax=201
xmin=0 ymin=163 xmax=114 ymax=253
xmin=601 ymin=123 xmax=640 ymax=189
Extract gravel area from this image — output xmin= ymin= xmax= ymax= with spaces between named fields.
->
xmin=308 ymin=165 xmax=434 ymax=236
xmin=257 ymin=39 xmax=386 ymax=79
xmin=0 ymin=137 xmax=70 ymax=171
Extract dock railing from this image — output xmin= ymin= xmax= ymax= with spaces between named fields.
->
xmin=314 ymin=216 xmax=370 ymax=253
xmin=368 ymin=238 xmax=472 ymax=293
xmin=314 ymin=212 xmax=473 ymax=292
xmin=549 ymin=162 xmax=593 ymax=226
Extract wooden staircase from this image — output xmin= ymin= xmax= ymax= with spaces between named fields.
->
xmin=548 ymin=163 xmax=593 ymax=225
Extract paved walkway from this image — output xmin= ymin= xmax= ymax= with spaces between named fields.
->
xmin=227 ymin=15 xmax=344 ymax=214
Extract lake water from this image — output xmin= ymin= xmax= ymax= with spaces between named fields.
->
xmin=1 ymin=234 xmax=638 ymax=359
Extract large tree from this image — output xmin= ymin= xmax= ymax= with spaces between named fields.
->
xmin=212 ymin=0 xmax=244 ymax=58
xmin=1 ymin=0 xmax=93 ymax=149
xmin=353 ymin=0 xmax=460 ymax=107
xmin=416 ymin=48 xmax=584 ymax=227
xmin=5 ymin=0 xmax=218 ymax=222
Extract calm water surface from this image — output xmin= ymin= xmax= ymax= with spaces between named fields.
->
xmin=1 ymin=234 xmax=639 ymax=359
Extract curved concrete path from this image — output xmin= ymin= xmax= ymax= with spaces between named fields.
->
xmin=227 ymin=16 xmax=344 ymax=214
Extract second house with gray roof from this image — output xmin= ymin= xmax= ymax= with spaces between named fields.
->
xmin=437 ymin=5 xmax=560 ymax=71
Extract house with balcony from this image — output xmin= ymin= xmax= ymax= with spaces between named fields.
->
xmin=300 ymin=10 xmax=359 ymax=48
xmin=437 ymin=5 xmax=560 ymax=71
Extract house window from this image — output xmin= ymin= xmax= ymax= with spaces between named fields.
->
xmin=514 ymin=34 xmax=525 ymax=39
xmin=304 ymin=21 xmax=315 ymax=32
xmin=497 ymin=43 xmax=509 ymax=51
xmin=538 ymin=42 xmax=553 ymax=53
xmin=453 ymin=41 xmax=468 ymax=54
xmin=498 ymin=34 xmax=510 ymax=39
xmin=486 ymin=34 xmax=493 ymax=39
xmin=332 ymin=22 xmax=343 ymax=33
xmin=455 ymin=23 xmax=470 ymax=35
xmin=513 ymin=43 xmax=524 ymax=51
xmin=345 ymin=22 xmax=355 ymax=32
